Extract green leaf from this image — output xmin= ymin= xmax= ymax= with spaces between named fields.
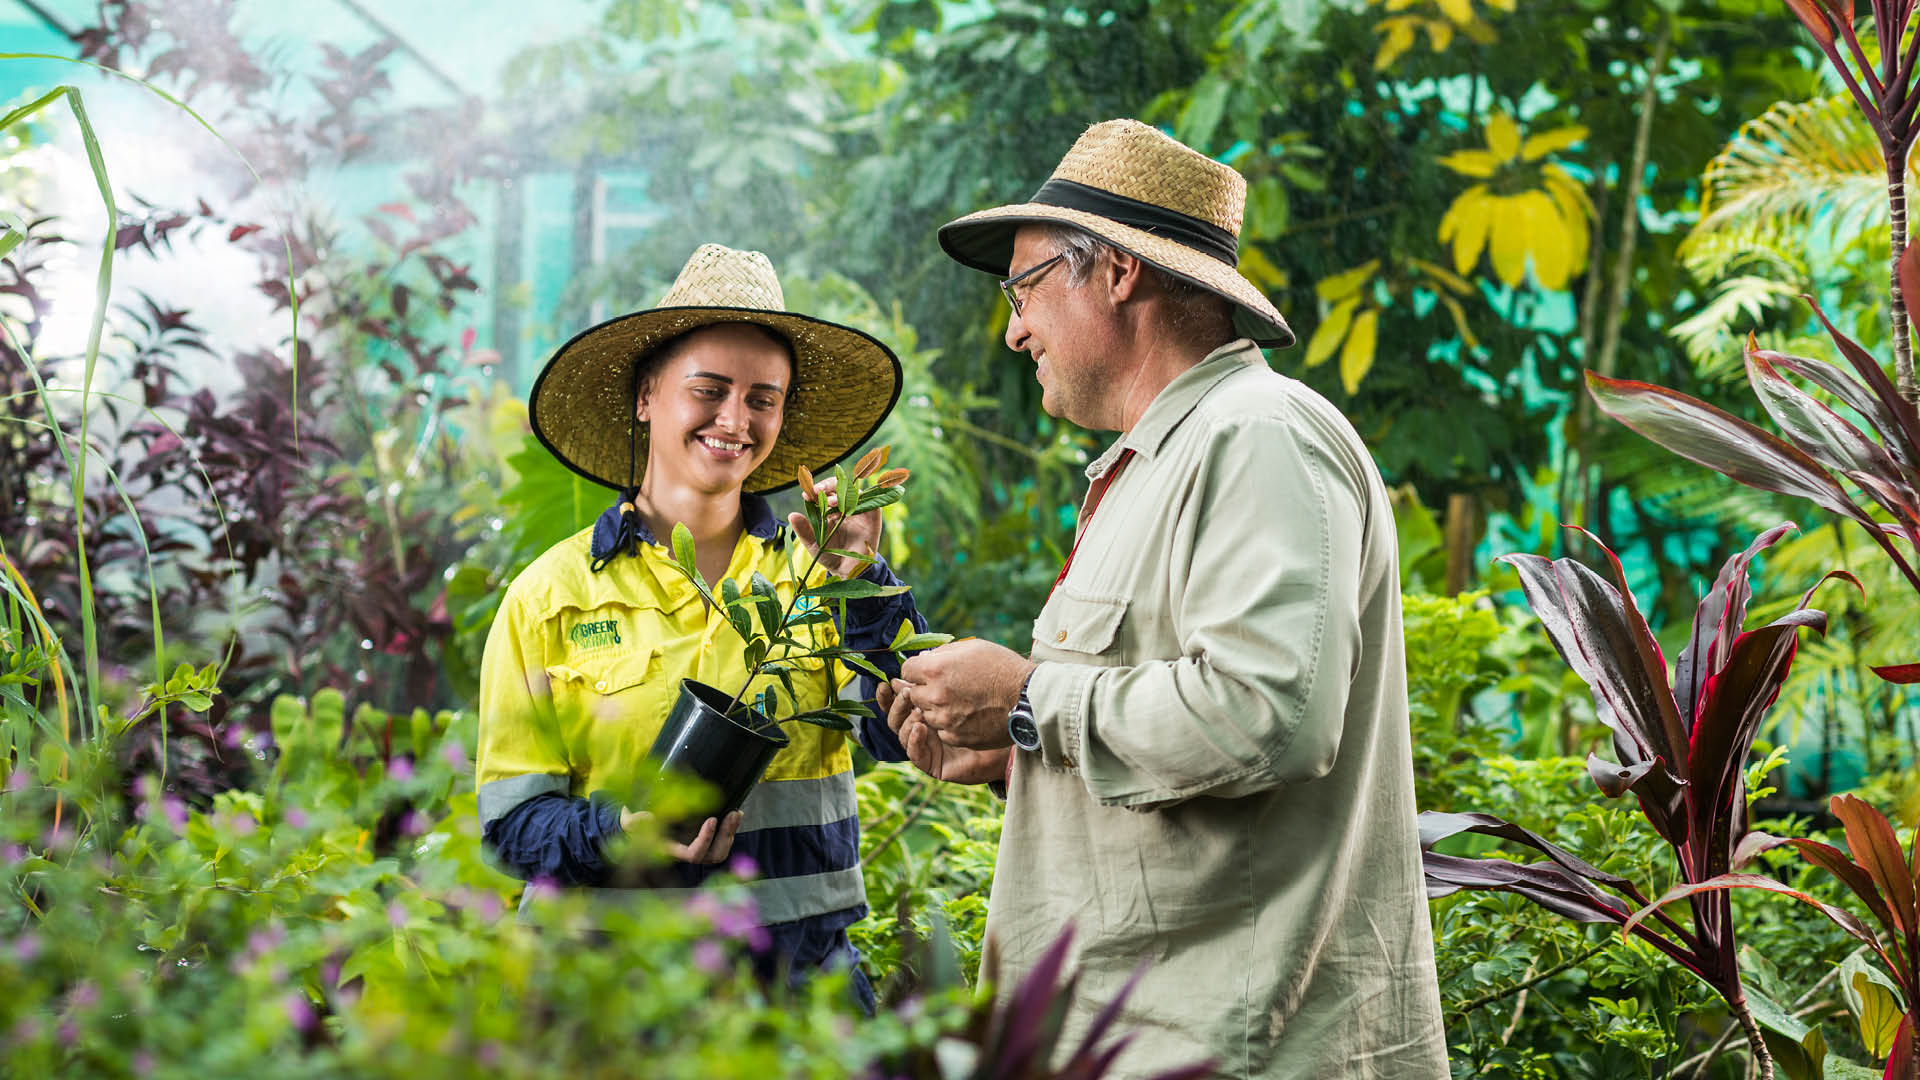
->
xmin=749 ymin=572 xmax=782 ymax=632
xmin=805 ymin=579 xmax=909 ymax=601
xmin=671 ymin=522 xmax=699 ymax=577
xmin=894 ymin=632 xmax=954 ymax=652
xmin=783 ymin=708 xmax=856 ymax=732
xmin=1841 ymin=951 xmax=1905 ymax=1060
xmin=853 ymin=485 xmax=904 ymax=514
xmin=836 ymin=650 xmax=887 ymax=681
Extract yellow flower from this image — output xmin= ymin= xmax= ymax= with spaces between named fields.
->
xmin=1368 ymin=0 xmax=1510 ymax=70
xmin=1436 ymin=112 xmax=1593 ymax=291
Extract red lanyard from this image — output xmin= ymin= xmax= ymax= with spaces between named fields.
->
xmin=1048 ymin=449 xmax=1135 ymax=600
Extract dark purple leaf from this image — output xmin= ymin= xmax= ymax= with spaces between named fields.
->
xmin=1419 ymin=811 xmax=1635 ymax=888
xmin=1794 ymin=837 xmax=1901 ymax=944
xmin=1873 ymin=663 xmax=1920 ymax=683
xmin=1675 ymin=523 xmax=1795 ymax=733
xmin=1763 ymin=347 xmax=1920 ymax=473
xmin=1749 ymin=350 xmax=1908 ymax=489
xmin=1422 ymin=852 xmax=1635 ymax=927
xmin=1587 ymin=371 xmax=1877 ymax=528
xmin=1621 ymin=873 xmax=1877 ymax=946
xmin=1832 ymin=794 xmax=1919 ymax=944
xmin=1806 ymin=297 xmax=1920 ymax=453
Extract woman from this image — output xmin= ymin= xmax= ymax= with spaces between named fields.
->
xmin=475 ymin=244 xmax=926 ymax=1008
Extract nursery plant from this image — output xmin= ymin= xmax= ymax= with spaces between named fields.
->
xmin=1422 ymin=523 xmax=1849 ymax=1079
xmin=650 ymin=447 xmax=951 ymax=818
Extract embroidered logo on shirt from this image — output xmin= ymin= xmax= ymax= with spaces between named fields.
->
xmin=567 ymin=619 xmax=622 ymax=650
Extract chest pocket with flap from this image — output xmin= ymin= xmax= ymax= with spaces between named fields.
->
xmin=1031 ymin=592 xmax=1129 ymax=659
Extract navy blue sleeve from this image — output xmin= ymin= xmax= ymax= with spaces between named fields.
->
xmin=482 ymin=792 xmax=625 ymax=886
xmin=836 ymin=557 xmax=929 ymax=762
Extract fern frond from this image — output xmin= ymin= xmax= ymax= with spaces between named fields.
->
xmin=1671 ymin=275 xmax=1801 ymax=376
xmin=1692 ymin=94 xmax=1892 ymax=249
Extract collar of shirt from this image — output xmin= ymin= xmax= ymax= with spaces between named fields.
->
xmin=1085 ymin=338 xmax=1264 ymax=481
xmin=589 ymin=491 xmax=783 ymax=562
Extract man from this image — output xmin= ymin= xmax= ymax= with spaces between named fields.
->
xmin=883 ymin=119 xmax=1449 ymax=1078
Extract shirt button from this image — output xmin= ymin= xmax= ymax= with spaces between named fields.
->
xmin=595 ymin=680 xmax=608 ymax=692
xmin=1054 ymin=630 xmax=1068 ymax=643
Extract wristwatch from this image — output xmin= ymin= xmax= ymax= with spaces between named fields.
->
xmin=1007 ymin=676 xmax=1040 ymax=752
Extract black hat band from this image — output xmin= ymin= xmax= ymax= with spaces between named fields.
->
xmin=1029 ymin=178 xmax=1240 ymax=266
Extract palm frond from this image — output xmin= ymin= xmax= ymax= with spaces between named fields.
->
xmin=1670 ymin=275 xmax=1802 ymax=375
xmin=1691 ymin=94 xmax=1891 ymax=248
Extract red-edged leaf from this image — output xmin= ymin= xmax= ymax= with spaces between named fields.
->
xmin=1762 ymin=346 xmax=1920 ymax=473
xmin=1749 ymin=349 xmax=1908 ymax=488
xmin=227 ymin=224 xmax=262 ymax=243
xmin=1873 ymin=664 xmax=1920 ymax=684
xmin=1070 ymin=959 xmax=1149 ymax=1063
xmin=1419 ymin=812 xmax=1636 ymax=887
xmin=1688 ymin=612 xmax=1826 ymax=876
xmin=1499 ymin=549 xmax=1689 ymax=846
xmin=1887 ymin=1013 xmax=1915 ymax=1080
xmin=1422 ymin=852 xmax=1634 ymax=925
xmin=1794 ymin=837 xmax=1901 ymax=943
xmin=1733 ymin=831 xmax=1789 ymax=870
xmin=1806 ymin=297 xmax=1920 ymax=454
xmin=1587 ymin=370 xmax=1878 ymax=528
xmin=1621 ymin=872 xmax=1878 ymax=946
xmin=1574 ymin=525 xmax=1691 ymax=768
xmin=1833 ymin=794 xmax=1919 ymax=944
xmin=1675 ymin=522 xmax=1795 ymax=734
xmin=1783 ymin=0 xmax=1837 ymax=44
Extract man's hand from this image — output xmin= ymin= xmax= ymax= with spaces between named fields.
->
xmin=786 ymin=477 xmax=881 ymax=579
xmin=896 ymin=639 xmax=1037 ymax=750
xmin=620 ymin=808 xmax=745 ymax=864
xmin=880 ymin=679 xmax=1010 ymax=784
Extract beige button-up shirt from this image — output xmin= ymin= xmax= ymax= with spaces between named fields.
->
xmin=990 ymin=340 xmax=1448 ymax=1079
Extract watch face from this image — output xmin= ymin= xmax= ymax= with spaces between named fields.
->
xmin=1009 ymin=712 xmax=1041 ymax=752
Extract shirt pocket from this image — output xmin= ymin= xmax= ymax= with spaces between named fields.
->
xmin=545 ymin=645 xmax=670 ymax=782
xmin=1032 ymin=591 xmax=1129 ymax=661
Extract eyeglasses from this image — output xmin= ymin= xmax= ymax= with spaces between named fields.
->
xmin=999 ymin=252 xmax=1066 ymax=317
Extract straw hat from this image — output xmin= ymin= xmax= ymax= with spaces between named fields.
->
xmin=529 ymin=244 xmax=902 ymax=496
xmin=938 ymin=119 xmax=1294 ymax=348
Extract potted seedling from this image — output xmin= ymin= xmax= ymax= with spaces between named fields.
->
xmin=649 ymin=446 xmax=949 ymax=831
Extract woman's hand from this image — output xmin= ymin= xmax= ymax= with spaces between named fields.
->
xmin=786 ymin=476 xmax=882 ymax=579
xmin=620 ymin=808 xmax=745 ymax=864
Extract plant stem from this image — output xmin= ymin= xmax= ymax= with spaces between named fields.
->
xmin=1594 ymin=13 xmax=1671 ymax=388
xmin=860 ymin=778 xmax=939 ymax=868
xmin=1449 ymin=941 xmax=1609 ymax=1020
xmin=1727 ymin=988 xmax=1775 ymax=1080
xmin=722 ymin=492 xmax=849 ymax=720
xmin=1889 ymin=146 xmax=1916 ymax=403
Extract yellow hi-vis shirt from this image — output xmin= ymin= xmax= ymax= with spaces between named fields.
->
xmin=476 ymin=517 xmax=868 ymax=925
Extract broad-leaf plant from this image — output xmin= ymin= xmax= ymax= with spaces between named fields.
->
xmin=1422 ymin=524 xmax=1850 ymax=1080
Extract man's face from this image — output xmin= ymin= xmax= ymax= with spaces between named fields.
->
xmin=1004 ymin=227 xmax=1116 ymax=429
xmin=636 ymin=323 xmax=790 ymax=496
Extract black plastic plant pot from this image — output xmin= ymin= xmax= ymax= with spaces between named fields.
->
xmin=648 ymin=678 xmax=787 ymax=842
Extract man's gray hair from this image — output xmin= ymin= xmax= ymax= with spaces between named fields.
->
xmin=1032 ymin=223 xmax=1235 ymax=338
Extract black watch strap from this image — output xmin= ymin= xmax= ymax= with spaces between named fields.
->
xmin=1007 ymin=677 xmax=1040 ymax=752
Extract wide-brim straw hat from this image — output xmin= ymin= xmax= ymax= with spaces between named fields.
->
xmin=529 ymin=244 xmax=902 ymax=496
xmin=938 ymin=119 xmax=1294 ymax=349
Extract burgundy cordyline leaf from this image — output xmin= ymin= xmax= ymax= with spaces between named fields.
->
xmin=1732 ymin=831 xmax=1790 ymax=870
xmin=1750 ymin=351 xmax=1909 ymax=484
xmin=1783 ymin=0 xmax=1837 ymax=46
xmin=1760 ymin=348 xmax=1920 ymax=472
xmin=1833 ymin=794 xmax=1920 ymax=945
xmin=1674 ymin=523 xmax=1795 ymax=732
xmin=1578 ymin=525 xmax=1690 ymax=761
xmin=998 ymin=927 xmax=1077 ymax=1073
xmin=1888 ymin=1014 xmax=1917 ymax=1080
xmin=1587 ymin=371 xmax=1878 ymax=528
xmin=1421 ymin=853 xmax=1636 ymax=927
xmin=1686 ymin=613 xmax=1825 ymax=879
xmin=1873 ymin=663 xmax=1920 ymax=683
xmin=1793 ymin=837 xmax=1900 ymax=944
xmin=1806 ymin=298 xmax=1920 ymax=452
xmin=1498 ymin=551 xmax=1690 ymax=846
xmin=1621 ymin=872 xmax=1878 ymax=944
xmin=1420 ymin=811 xmax=1635 ymax=888
xmin=1068 ymin=959 xmax=1149 ymax=1065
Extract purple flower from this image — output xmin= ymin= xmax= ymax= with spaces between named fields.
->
xmin=162 ymin=797 xmax=188 ymax=831
xmin=8 ymin=768 xmax=32 ymax=793
xmin=387 ymin=901 xmax=408 ymax=928
xmin=284 ymin=808 xmax=309 ymax=830
xmin=476 ymin=1042 xmax=501 ymax=1067
xmin=387 ymin=757 xmax=414 ymax=783
xmin=133 ymin=1051 xmax=154 ymax=1076
xmin=401 ymin=810 xmax=429 ymax=836
xmin=284 ymin=993 xmax=316 ymax=1032
xmin=246 ymin=927 xmax=284 ymax=959
xmin=41 ymin=824 xmax=71 ymax=850
xmin=1 ymin=844 xmax=23 ymax=864
xmin=691 ymin=939 xmax=727 ymax=975
xmin=14 ymin=933 xmax=41 ymax=963
xmin=223 ymin=725 xmax=246 ymax=748
xmin=67 ymin=981 xmax=98 ymax=1011
xmin=57 ymin=1019 xmax=76 ymax=1046
xmin=229 ymin=813 xmax=256 ymax=837
xmin=728 ymin=854 xmax=760 ymax=881
xmin=323 ymin=957 xmax=343 ymax=987
xmin=440 ymin=739 xmax=468 ymax=771
xmin=474 ymin=891 xmax=504 ymax=922
xmin=745 ymin=925 xmax=771 ymax=954
xmin=709 ymin=899 xmax=761 ymax=942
